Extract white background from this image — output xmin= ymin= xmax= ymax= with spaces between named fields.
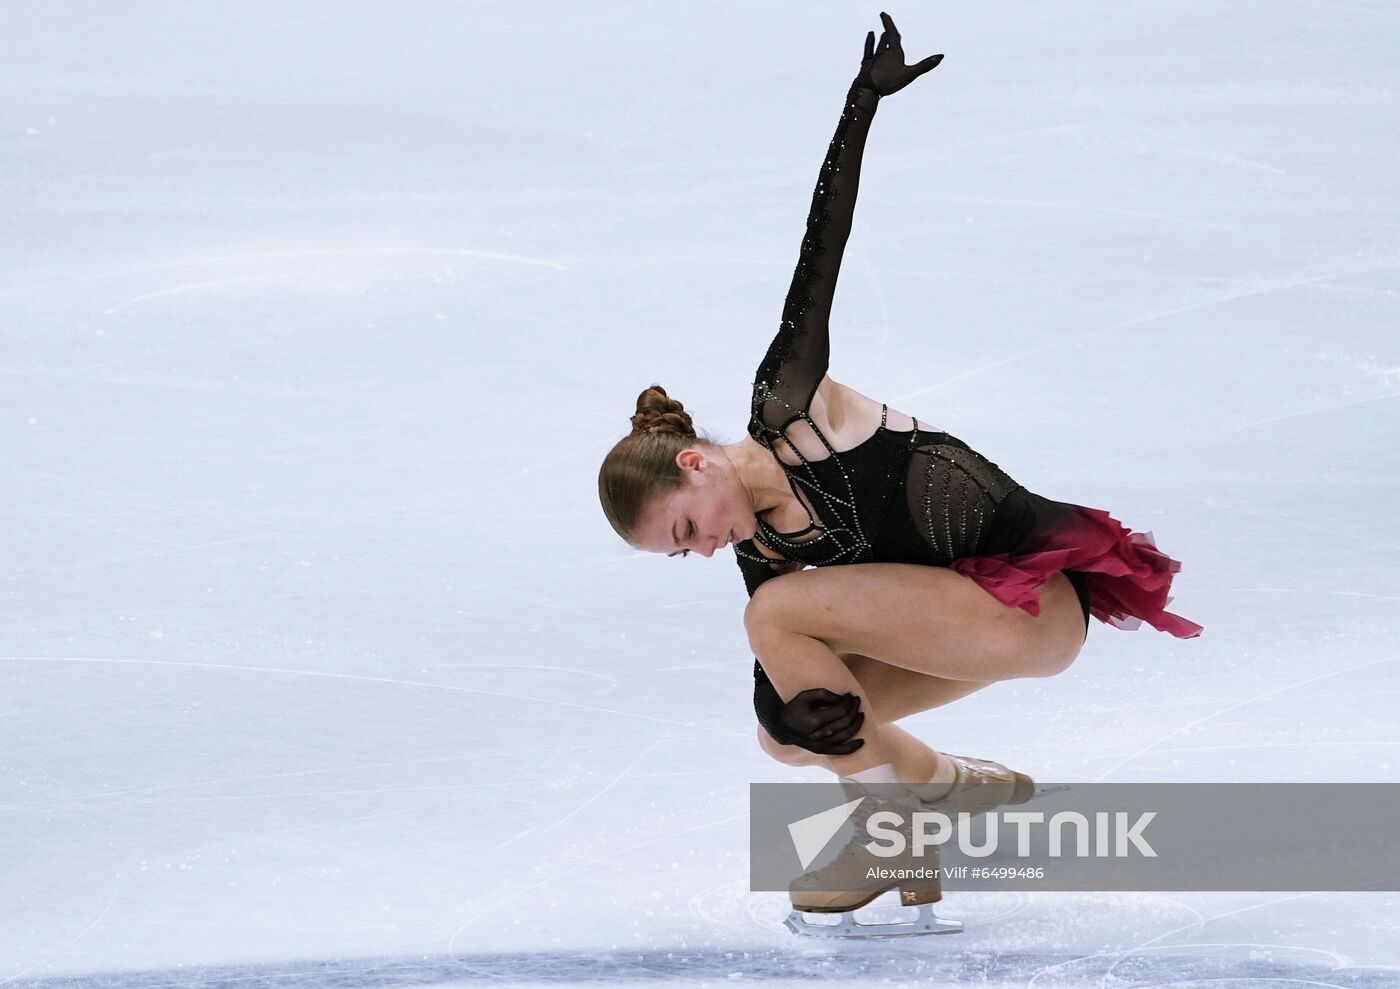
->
xmin=2 ymin=2 xmax=1398 ymax=986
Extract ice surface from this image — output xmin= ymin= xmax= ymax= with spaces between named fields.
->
xmin=2 ymin=1 xmax=1398 ymax=986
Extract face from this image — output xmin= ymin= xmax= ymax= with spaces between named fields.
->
xmin=631 ymin=448 xmax=758 ymax=559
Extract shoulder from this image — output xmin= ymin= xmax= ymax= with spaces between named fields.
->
xmin=752 ymin=375 xmax=902 ymax=465
xmin=814 ymin=376 xmax=891 ymax=445
xmin=761 ymin=375 xmax=891 ymax=465
xmin=760 ymin=375 xmax=842 ymax=465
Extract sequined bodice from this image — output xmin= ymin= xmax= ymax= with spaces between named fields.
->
xmin=750 ymin=412 xmax=918 ymax=569
xmin=737 ymin=403 xmax=1032 ymax=576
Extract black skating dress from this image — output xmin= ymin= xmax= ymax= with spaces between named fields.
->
xmin=736 ymin=78 xmax=1203 ymax=743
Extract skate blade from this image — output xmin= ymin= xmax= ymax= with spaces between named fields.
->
xmin=784 ymin=902 xmax=963 ymax=939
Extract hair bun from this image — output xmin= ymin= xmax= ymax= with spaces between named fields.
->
xmin=630 ymin=384 xmax=696 ymax=438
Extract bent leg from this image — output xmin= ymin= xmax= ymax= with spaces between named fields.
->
xmin=839 ymin=653 xmax=992 ymax=724
xmin=756 ymin=651 xmax=992 ymax=777
xmin=747 ymin=563 xmax=1084 ymax=777
xmin=757 ymin=719 xmax=950 ymax=782
xmin=746 ymin=608 xmax=898 ymax=776
xmin=747 ymin=563 xmax=1085 ymax=684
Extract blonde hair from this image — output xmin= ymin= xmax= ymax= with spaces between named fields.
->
xmin=598 ymin=385 xmax=714 ymax=543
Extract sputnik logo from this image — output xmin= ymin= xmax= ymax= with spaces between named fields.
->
xmin=787 ymin=796 xmax=865 ymax=869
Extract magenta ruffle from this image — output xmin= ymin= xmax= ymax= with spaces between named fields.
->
xmin=949 ymin=505 xmax=1203 ymax=639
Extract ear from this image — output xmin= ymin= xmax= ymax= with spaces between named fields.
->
xmin=675 ymin=448 xmax=705 ymax=472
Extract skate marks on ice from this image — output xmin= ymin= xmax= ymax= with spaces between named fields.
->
xmin=890 ymin=256 xmax=1400 ymax=421
xmin=7 ymin=942 xmax=1397 ymax=988
xmin=689 ymin=878 xmax=1031 ymax=939
xmin=1069 ymin=0 xmax=1287 ymax=177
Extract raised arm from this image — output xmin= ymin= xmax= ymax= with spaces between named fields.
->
xmin=750 ymin=14 xmax=944 ymax=440
xmin=750 ymin=79 xmax=879 ymax=438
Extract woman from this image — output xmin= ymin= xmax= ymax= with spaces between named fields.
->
xmin=597 ymin=13 xmax=1202 ymax=919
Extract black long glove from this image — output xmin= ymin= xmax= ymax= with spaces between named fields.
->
xmin=755 ymin=669 xmax=866 ymax=756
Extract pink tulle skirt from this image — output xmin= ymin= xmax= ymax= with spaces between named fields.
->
xmin=949 ymin=505 xmax=1203 ymax=639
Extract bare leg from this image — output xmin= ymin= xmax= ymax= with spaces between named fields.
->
xmin=747 ymin=563 xmax=1085 ymax=684
xmin=760 ymin=719 xmax=957 ymax=781
xmin=747 ymin=562 xmax=1085 ymax=775
xmin=746 ymin=618 xmax=895 ymax=776
xmin=758 ymin=657 xmax=991 ymax=779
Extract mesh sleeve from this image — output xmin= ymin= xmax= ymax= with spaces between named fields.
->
xmin=749 ymin=79 xmax=880 ymax=443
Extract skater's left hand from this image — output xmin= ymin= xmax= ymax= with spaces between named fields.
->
xmin=780 ymin=688 xmax=866 ymax=755
xmin=857 ymin=12 xmax=943 ymax=97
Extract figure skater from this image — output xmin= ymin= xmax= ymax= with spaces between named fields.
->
xmin=597 ymin=13 xmax=1202 ymax=929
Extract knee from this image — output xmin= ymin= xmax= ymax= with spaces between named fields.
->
xmin=756 ymin=723 xmax=819 ymax=766
xmin=743 ymin=572 xmax=805 ymax=645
